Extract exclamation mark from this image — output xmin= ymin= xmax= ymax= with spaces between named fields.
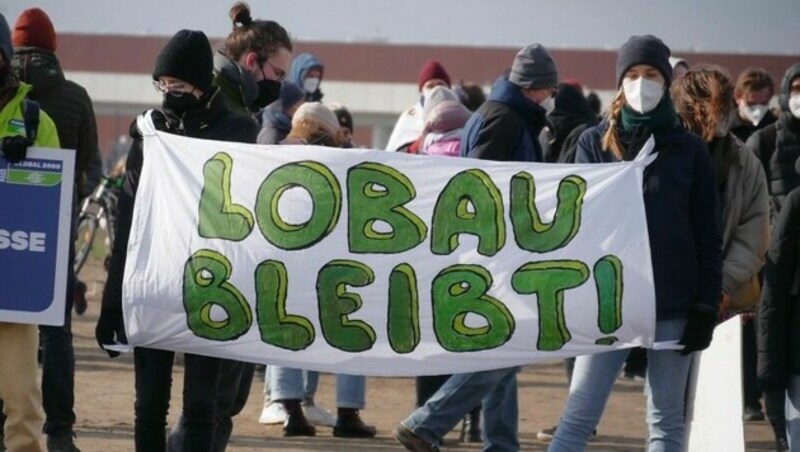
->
xmin=594 ymin=255 xmax=623 ymax=345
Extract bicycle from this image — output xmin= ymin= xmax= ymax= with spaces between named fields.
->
xmin=74 ymin=175 xmax=123 ymax=276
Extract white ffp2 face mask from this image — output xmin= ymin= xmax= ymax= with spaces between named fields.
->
xmin=622 ymin=78 xmax=664 ymax=114
xmin=789 ymin=95 xmax=800 ymax=120
xmin=539 ymin=96 xmax=555 ymax=114
xmin=303 ymin=77 xmax=320 ymax=94
xmin=740 ymin=103 xmax=768 ymax=126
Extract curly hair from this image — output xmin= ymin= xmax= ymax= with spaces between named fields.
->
xmin=671 ymin=65 xmax=734 ymax=142
xmin=224 ymin=2 xmax=292 ymax=61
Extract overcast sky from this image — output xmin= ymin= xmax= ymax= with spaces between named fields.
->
xmin=2 ymin=0 xmax=798 ymax=55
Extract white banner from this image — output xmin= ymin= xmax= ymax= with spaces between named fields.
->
xmin=123 ymin=127 xmax=656 ymax=376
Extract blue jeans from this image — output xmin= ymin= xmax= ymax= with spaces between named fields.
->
xmin=786 ymin=376 xmax=800 ymax=449
xmin=270 ymin=366 xmax=365 ymax=409
xmin=403 ymin=367 xmax=520 ymax=452
xmin=549 ymin=319 xmax=690 ymax=452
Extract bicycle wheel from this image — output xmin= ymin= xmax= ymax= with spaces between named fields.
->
xmin=74 ymin=212 xmax=98 ymax=275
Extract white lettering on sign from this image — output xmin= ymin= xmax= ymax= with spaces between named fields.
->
xmin=0 ymin=229 xmax=46 ymax=252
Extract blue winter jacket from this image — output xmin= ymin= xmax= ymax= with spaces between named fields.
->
xmin=460 ymin=77 xmax=546 ymax=162
xmin=575 ymin=123 xmax=723 ymax=320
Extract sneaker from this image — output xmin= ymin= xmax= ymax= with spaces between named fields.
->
xmin=47 ymin=432 xmax=81 ymax=452
xmin=743 ymin=405 xmax=765 ymax=422
xmin=283 ymin=413 xmax=316 ymax=437
xmin=302 ymin=401 xmax=336 ymax=427
xmin=537 ymin=425 xmax=558 ymax=441
xmin=333 ymin=410 xmax=377 ymax=438
xmin=394 ymin=424 xmax=440 ymax=452
xmin=259 ymin=400 xmax=287 ymax=425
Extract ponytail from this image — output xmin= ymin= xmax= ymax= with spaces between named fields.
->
xmin=601 ymin=89 xmax=626 ymax=160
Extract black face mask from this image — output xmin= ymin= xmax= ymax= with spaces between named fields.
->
xmin=162 ymin=93 xmax=203 ymax=115
xmin=254 ymin=79 xmax=281 ymax=109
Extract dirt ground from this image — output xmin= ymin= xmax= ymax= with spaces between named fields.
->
xmin=58 ymin=257 xmax=778 ymax=451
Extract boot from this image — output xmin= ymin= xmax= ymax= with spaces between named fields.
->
xmin=458 ymin=407 xmax=482 ymax=443
xmin=281 ymin=399 xmax=315 ymax=437
xmin=333 ymin=408 xmax=377 ymax=438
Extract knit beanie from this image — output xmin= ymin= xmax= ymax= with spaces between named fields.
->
xmin=292 ymin=102 xmax=340 ymax=136
xmin=152 ymin=30 xmax=213 ymax=93
xmin=509 ymin=44 xmax=558 ymax=89
xmin=615 ymin=35 xmax=672 ymax=88
xmin=279 ymin=81 xmax=305 ymax=111
xmin=417 ymin=60 xmax=451 ymax=91
xmin=0 ymin=14 xmax=12 ymax=63
xmin=12 ymin=8 xmax=56 ymax=52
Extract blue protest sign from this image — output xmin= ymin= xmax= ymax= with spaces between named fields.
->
xmin=0 ymin=148 xmax=74 ymax=325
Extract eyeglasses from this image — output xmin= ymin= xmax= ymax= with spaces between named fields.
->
xmin=152 ymin=81 xmax=194 ymax=97
xmin=261 ymin=60 xmax=287 ymax=82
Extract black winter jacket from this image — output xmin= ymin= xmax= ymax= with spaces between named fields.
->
xmin=12 ymin=47 xmax=98 ymax=201
xmin=575 ymin=123 xmax=722 ymax=320
xmin=102 ymin=90 xmax=258 ymax=313
xmin=758 ymin=186 xmax=800 ymax=389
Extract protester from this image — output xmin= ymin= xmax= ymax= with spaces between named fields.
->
xmin=540 ymin=82 xmax=598 ymax=163
xmin=270 ymin=102 xmax=376 ymax=439
xmin=394 ymin=43 xmax=559 ymax=452
xmin=95 ymin=29 xmax=258 ymax=452
xmin=418 ymin=86 xmax=471 ymax=157
xmin=669 ymin=56 xmax=690 ymax=80
xmin=330 ymin=103 xmax=355 ymax=148
xmin=288 ymin=53 xmax=325 ymax=102
xmin=759 ymin=177 xmax=800 ymax=451
xmin=0 ymin=11 xmax=61 ymax=452
xmin=732 ymin=67 xmax=778 ymax=142
xmin=453 ymin=82 xmax=486 ymax=112
xmin=9 ymin=8 xmax=98 ymax=450
xmin=548 ymin=35 xmax=722 ymax=452
xmin=586 ymin=91 xmax=602 ymax=118
xmin=672 ymin=64 xmax=769 ymax=318
xmin=749 ymin=63 xmax=800 ymax=449
xmin=258 ymin=80 xmax=304 ymax=145
xmin=385 ymin=59 xmax=451 ymax=152
xmin=213 ymin=2 xmax=291 ymax=115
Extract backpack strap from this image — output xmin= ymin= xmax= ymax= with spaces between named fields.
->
xmin=22 ymin=98 xmax=40 ymax=143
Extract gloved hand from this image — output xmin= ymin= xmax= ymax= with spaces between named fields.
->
xmin=95 ymin=307 xmax=127 ymax=358
xmin=678 ymin=306 xmax=717 ymax=355
xmin=1 ymin=135 xmax=32 ymax=163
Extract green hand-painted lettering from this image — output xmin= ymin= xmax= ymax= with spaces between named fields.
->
xmin=510 ymin=173 xmax=586 ymax=253
xmin=431 ymin=169 xmax=505 ymax=256
xmin=594 ymin=255 xmax=624 ymax=334
xmin=431 ymin=265 xmax=514 ymax=352
xmin=317 ymin=260 xmax=377 ymax=352
xmin=198 ymin=153 xmax=254 ymax=241
xmin=255 ymin=161 xmax=341 ymax=250
xmin=254 ymin=260 xmax=315 ymax=351
xmin=511 ymin=260 xmax=589 ymax=351
xmin=183 ymin=250 xmax=252 ymax=341
xmin=387 ymin=263 xmax=420 ymax=353
xmin=348 ymin=162 xmax=427 ymax=253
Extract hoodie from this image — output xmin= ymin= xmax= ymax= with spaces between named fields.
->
xmin=542 ymin=82 xmax=597 ymax=162
xmin=289 ymin=53 xmax=324 ymax=102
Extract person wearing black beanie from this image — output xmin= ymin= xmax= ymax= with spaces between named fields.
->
xmin=96 ymin=28 xmax=259 ymax=452
xmin=547 ymin=34 xmax=722 ymax=452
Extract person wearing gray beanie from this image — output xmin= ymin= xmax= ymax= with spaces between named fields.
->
xmin=509 ymin=44 xmax=559 ymax=90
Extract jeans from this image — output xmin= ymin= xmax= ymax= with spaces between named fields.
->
xmin=168 ymin=360 xmax=255 ymax=452
xmin=270 ymin=366 xmax=365 ymax=409
xmin=403 ymin=367 xmax=520 ymax=452
xmin=787 ymin=377 xmax=800 ymax=449
xmin=549 ymin=319 xmax=690 ymax=452
xmin=38 ymin=254 xmax=76 ymax=437
xmin=134 ymin=348 xmax=222 ymax=452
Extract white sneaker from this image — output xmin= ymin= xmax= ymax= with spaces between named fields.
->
xmin=259 ymin=400 xmax=287 ymax=425
xmin=302 ymin=402 xmax=336 ymax=427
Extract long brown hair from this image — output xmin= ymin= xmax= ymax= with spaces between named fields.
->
xmin=671 ymin=65 xmax=734 ymax=142
xmin=601 ymin=89 xmax=627 ymax=159
xmin=224 ymin=2 xmax=292 ymax=61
